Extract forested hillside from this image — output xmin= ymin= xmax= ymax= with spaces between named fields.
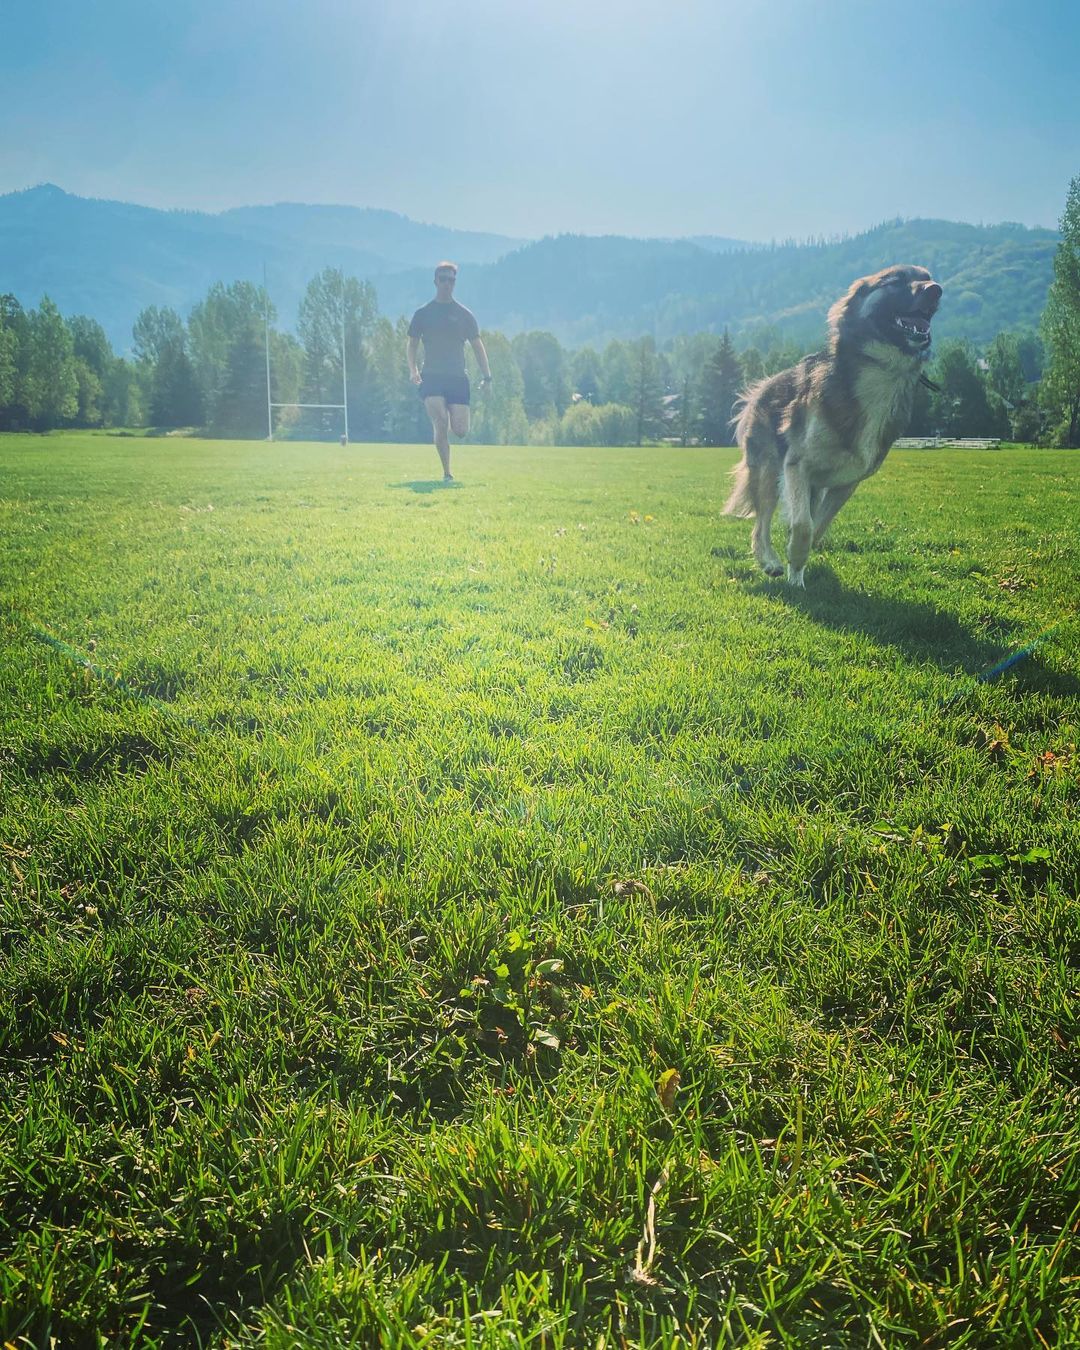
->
xmin=374 ymin=219 xmax=1056 ymax=349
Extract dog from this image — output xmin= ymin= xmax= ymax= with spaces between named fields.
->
xmin=724 ymin=265 xmax=942 ymax=586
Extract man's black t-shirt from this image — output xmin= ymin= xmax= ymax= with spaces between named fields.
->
xmin=408 ymin=300 xmax=480 ymax=376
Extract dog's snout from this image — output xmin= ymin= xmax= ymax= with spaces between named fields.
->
xmin=920 ymin=282 xmax=943 ymax=307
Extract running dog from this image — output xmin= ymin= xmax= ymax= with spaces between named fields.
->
xmin=724 ymin=265 xmax=942 ymax=586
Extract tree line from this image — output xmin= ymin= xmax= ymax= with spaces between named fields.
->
xmin=2 ymin=176 xmax=1078 ymax=448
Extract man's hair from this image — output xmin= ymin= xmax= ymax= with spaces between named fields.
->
xmin=434 ymin=261 xmax=458 ymax=277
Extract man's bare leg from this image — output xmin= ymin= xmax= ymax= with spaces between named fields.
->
xmin=424 ymin=395 xmax=453 ymax=478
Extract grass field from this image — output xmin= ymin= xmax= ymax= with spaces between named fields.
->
xmin=1 ymin=431 xmax=1079 ymax=1348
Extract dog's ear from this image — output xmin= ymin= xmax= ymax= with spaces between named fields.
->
xmin=828 ymin=277 xmax=871 ymax=343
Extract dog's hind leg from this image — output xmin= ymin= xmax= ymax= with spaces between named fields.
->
xmin=747 ymin=462 xmax=784 ymax=577
xmin=725 ymin=452 xmax=784 ymax=578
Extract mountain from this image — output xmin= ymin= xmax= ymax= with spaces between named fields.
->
xmin=0 ymin=185 xmax=1058 ymax=353
xmin=381 ymin=220 xmax=1056 ymax=350
xmin=0 ymin=185 xmax=523 ymax=350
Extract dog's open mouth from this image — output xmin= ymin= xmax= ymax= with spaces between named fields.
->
xmin=895 ymin=314 xmax=933 ymax=348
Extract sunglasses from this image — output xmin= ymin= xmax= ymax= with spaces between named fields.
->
xmin=435 ymin=273 xmax=456 ymax=282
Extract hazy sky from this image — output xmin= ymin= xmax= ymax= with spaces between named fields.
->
xmin=1 ymin=0 xmax=1076 ymax=241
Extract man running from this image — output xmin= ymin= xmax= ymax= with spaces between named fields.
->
xmin=407 ymin=261 xmax=492 ymax=481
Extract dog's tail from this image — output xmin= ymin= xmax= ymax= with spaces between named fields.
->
xmin=722 ymin=392 xmax=757 ymax=518
xmin=722 ymin=460 xmax=755 ymax=518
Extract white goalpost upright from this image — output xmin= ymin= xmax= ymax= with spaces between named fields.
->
xmin=264 ymin=265 xmax=350 ymax=444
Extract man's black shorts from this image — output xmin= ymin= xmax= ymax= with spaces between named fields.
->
xmin=419 ymin=373 xmax=470 ymax=406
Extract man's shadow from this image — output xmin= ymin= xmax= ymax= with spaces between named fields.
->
xmin=388 ymin=480 xmax=463 ymax=495
xmin=762 ymin=567 xmax=1080 ymax=700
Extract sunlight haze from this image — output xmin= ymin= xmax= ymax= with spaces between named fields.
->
xmin=1 ymin=0 xmax=1075 ymax=237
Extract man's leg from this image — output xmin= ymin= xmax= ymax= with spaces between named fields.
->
xmin=424 ymin=396 xmax=452 ymax=478
xmin=448 ymin=403 xmax=470 ymax=440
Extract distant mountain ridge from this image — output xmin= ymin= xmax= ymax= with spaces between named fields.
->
xmin=0 ymin=184 xmax=1058 ymax=353
xmin=0 ymin=185 xmax=524 ymax=349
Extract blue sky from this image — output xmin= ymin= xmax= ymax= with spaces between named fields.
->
xmin=1 ymin=0 xmax=1076 ymax=241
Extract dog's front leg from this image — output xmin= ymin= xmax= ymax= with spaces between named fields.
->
xmin=783 ymin=458 xmax=813 ymax=587
xmin=811 ymin=483 xmax=859 ymax=546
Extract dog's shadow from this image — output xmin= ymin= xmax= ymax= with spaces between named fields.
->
xmin=764 ymin=568 xmax=1080 ymax=700
xmin=388 ymin=479 xmax=463 ymax=495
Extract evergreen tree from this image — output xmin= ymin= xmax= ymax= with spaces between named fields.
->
xmin=699 ymin=330 xmax=743 ymax=445
xmin=1040 ymin=174 xmax=1080 ymax=446
xmin=629 ymin=336 xmax=665 ymax=445
xmin=210 ymin=332 xmax=269 ymax=438
xmin=151 ymin=338 xmax=204 ymax=427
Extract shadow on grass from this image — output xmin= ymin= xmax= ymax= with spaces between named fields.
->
xmin=764 ymin=568 xmax=1080 ymax=700
xmin=388 ymin=479 xmax=463 ymax=494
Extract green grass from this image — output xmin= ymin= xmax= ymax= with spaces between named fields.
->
xmin=1 ymin=431 xmax=1078 ymax=1348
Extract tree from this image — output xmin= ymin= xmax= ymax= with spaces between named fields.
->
xmin=298 ymin=268 xmax=378 ymax=438
xmin=67 ymin=316 xmax=114 ymax=427
xmin=511 ymin=331 xmax=570 ymax=421
xmin=600 ymin=339 xmax=634 ymax=407
xmin=571 ymin=346 xmax=603 ymax=403
xmin=739 ymin=346 xmax=766 ymax=386
xmin=1015 ymin=330 xmax=1044 ymax=384
xmin=985 ymin=332 xmax=1026 ymax=410
xmin=1041 ymin=174 xmax=1080 ymax=447
xmin=103 ymin=358 xmax=144 ymax=427
xmin=188 ymin=282 xmax=270 ymax=425
xmin=366 ymin=316 xmax=432 ymax=443
xmin=929 ymin=340 xmax=1007 ymax=438
xmin=132 ymin=306 xmax=185 ymax=367
xmin=628 ymin=336 xmax=666 ymax=445
xmin=675 ymin=373 xmax=697 ymax=446
xmin=467 ymin=330 xmax=528 ymax=445
xmin=209 ymin=331 xmax=268 ymax=439
xmin=24 ymin=298 xmax=78 ymax=428
xmin=0 ymin=308 xmax=16 ymax=413
xmin=68 ymin=316 xmax=113 ymax=382
xmin=699 ymin=330 xmax=743 ymax=445
xmin=151 ymin=338 xmax=204 ymax=427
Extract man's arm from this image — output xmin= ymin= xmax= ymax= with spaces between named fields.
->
xmin=406 ymin=335 xmax=422 ymax=384
xmin=469 ymin=336 xmax=492 ymax=383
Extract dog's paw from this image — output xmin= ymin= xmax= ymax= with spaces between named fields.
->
xmin=786 ymin=566 xmax=806 ymax=588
